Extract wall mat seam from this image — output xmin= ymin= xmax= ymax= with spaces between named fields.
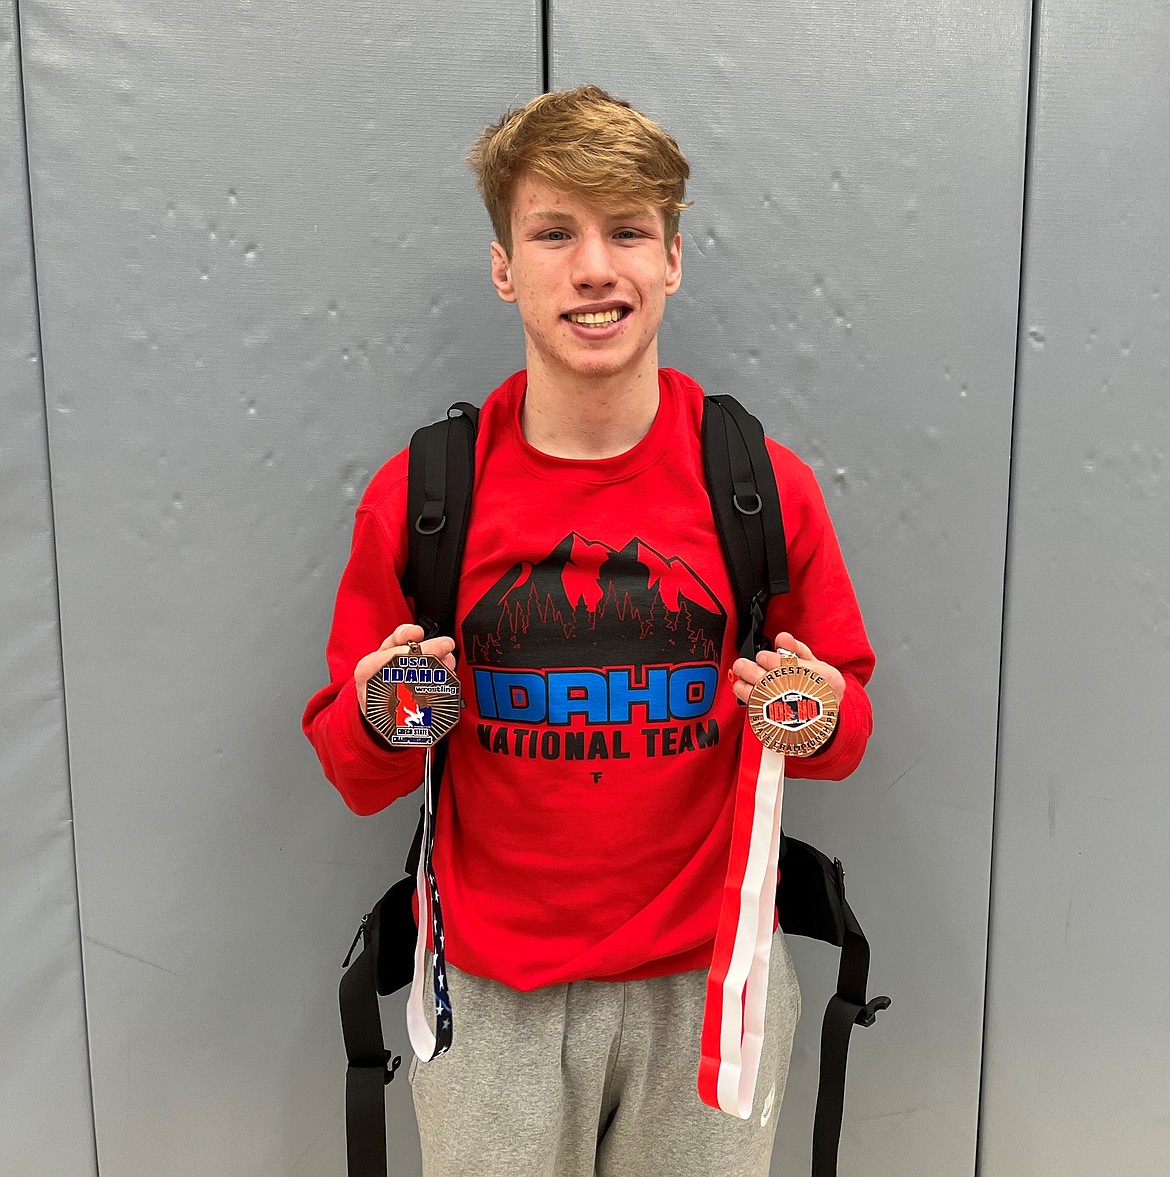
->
xmin=975 ymin=0 xmax=1041 ymax=1172
xmin=11 ymin=0 xmax=101 ymax=1169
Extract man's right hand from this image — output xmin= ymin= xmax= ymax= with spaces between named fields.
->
xmin=355 ymin=623 xmax=458 ymax=718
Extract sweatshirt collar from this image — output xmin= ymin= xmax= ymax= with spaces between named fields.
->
xmin=506 ymin=368 xmax=683 ymax=484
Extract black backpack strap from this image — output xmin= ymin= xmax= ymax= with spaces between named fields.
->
xmin=402 ymin=400 xmax=477 ymax=874
xmin=701 ymin=394 xmax=789 ymax=659
xmin=777 ymin=835 xmax=891 ymax=1177
xmin=339 ymin=878 xmax=418 ymax=1177
xmin=402 ymin=399 xmax=474 ymax=954
xmin=405 ymin=402 xmax=479 ymax=639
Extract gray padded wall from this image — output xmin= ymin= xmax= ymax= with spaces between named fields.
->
xmin=553 ymin=3 xmax=1029 ymax=1173
xmin=982 ymin=2 xmax=1170 ymax=1173
xmin=1 ymin=2 xmax=97 ymax=1174
xmin=21 ymin=0 xmax=537 ymax=1172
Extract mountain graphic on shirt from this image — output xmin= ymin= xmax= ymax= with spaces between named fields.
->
xmin=462 ymin=533 xmax=726 ymax=668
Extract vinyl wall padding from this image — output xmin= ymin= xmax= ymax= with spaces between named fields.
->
xmin=552 ymin=3 xmax=1029 ymax=1173
xmin=18 ymin=0 xmax=537 ymax=1172
xmin=980 ymin=2 xmax=1170 ymax=1173
xmin=1 ymin=3 xmax=98 ymax=1175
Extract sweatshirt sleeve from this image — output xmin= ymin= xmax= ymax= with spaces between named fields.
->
xmin=763 ymin=445 xmax=875 ymax=781
xmin=301 ymin=474 xmax=427 ymax=815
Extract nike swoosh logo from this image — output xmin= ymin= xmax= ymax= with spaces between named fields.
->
xmin=760 ymin=1083 xmax=776 ymax=1127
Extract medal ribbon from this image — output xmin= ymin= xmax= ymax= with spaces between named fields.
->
xmin=698 ymin=721 xmax=786 ymax=1118
xmin=405 ymin=745 xmax=453 ymax=1060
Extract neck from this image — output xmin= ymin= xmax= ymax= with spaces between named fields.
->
xmin=520 ymin=349 xmax=662 ymax=460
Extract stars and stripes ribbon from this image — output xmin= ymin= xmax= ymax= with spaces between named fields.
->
xmin=698 ymin=720 xmax=787 ymax=1119
xmin=405 ymin=746 xmax=453 ymax=1060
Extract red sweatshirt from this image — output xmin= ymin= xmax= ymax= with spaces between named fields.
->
xmin=302 ymin=368 xmax=874 ymax=990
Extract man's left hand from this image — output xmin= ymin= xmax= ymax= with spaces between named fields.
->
xmin=729 ymin=631 xmax=846 ymax=707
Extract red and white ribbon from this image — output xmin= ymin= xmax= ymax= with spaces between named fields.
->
xmin=698 ymin=728 xmax=786 ymax=1118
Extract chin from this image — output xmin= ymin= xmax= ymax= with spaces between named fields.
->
xmin=571 ymin=356 xmax=634 ymax=379
xmin=572 ymin=341 xmax=655 ymax=380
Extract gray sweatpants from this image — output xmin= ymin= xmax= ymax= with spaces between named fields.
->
xmin=409 ymin=926 xmax=801 ymax=1177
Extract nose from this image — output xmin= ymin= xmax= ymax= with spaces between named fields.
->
xmin=571 ymin=228 xmax=618 ymax=291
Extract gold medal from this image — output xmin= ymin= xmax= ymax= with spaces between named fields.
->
xmin=365 ymin=641 xmax=461 ymax=747
xmin=746 ymin=648 xmax=838 ymax=756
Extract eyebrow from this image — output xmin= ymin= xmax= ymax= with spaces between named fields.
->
xmin=518 ymin=208 xmax=660 ymax=227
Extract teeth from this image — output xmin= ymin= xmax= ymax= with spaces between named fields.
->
xmin=567 ymin=308 xmax=623 ymax=325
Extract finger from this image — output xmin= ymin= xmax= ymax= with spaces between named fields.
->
xmin=773 ymin=632 xmax=814 ymax=661
xmin=751 ymin=648 xmax=803 ymax=675
xmin=419 ymin=636 xmax=456 ymax=659
xmin=379 ymin=623 xmax=424 ymax=651
xmin=730 ymin=656 xmax=768 ymax=687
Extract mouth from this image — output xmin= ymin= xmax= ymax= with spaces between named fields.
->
xmin=561 ymin=306 xmax=633 ymax=331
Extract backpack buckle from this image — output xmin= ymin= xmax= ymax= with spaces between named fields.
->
xmin=341 ymin=913 xmax=369 ymax=968
xmin=855 ymin=995 xmax=891 ymax=1028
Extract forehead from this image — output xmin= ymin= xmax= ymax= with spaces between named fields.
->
xmin=510 ymin=174 xmax=662 ymax=230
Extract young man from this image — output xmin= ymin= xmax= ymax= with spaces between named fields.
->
xmin=303 ymin=86 xmax=874 ymax=1176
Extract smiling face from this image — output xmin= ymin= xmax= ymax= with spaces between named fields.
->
xmin=489 ymin=172 xmax=682 ymax=387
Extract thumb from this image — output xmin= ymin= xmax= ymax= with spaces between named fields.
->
xmin=773 ymin=631 xmax=814 ymax=661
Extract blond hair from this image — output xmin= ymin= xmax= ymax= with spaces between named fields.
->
xmin=467 ymin=85 xmax=691 ymax=258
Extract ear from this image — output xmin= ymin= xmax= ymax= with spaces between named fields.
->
xmin=489 ymin=241 xmax=517 ymax=304
xmin=664 ymin=232 xmax=682 ymax=296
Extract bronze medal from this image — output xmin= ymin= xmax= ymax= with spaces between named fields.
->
xmin=746 ymin=649 xmax=838 ymax=757
xmin=365 ymin=641 xmax=461 ymax=748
